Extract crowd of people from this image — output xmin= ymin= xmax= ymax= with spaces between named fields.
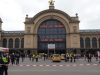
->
xmin=0 ymin=51 xmax=100 ymax=75
xmin=64 ymin=53 xmax=96 ymax=63
xmin=7 ymin=51 xmax=100 ymax=64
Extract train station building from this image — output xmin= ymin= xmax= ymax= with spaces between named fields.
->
xmin=0 ymin=1 xmax=100 ymax=53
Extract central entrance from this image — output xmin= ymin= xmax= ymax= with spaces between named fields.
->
xmin=37 ymin=19 xmax=66 ymax=53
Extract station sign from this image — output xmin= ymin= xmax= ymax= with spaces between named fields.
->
xmin=48 ymin=44 xmax=55 ymax=49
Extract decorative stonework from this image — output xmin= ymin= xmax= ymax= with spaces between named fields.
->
xmin=24 ymin=9 xmax=79 ymax=24
xmin=33 ymin=14 xmax=70 ymax=34
xmin=49 ymin=0 xmax=55 ymax=6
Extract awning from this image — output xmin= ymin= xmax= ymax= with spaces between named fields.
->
xmin=0 ymin=47 xmax=9 ymax=52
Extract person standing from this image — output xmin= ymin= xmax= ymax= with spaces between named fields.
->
xmin=21 ymin=53 xmax=25 ymax=62
xmin=66 ymin=53 xmax=69 ymax=62
xmin=70 ymin=53 xmax=73 ymax=62
xmin=64 ymin=54 xmax=67 ymax=62
xmin=73 ymin=53 xmax=76 ymax=62
xmin=2 ymin=53 xmax=9 ymax=75
xmin=43 ymin=53 xmax=46 ymax=61
xmin=0 ymin=52 xmax=4 ymax=75
xmin=32 ymin=54 xmax=35 ymax=62
xmin=10 ymin=53 xmax=15 ymax=65
xmin=29 ymin=53 xmax=32 ymax=61
xmin=97 ymin=51 xmax=100 ymax=63
xmin=87 ymin=53 xmax=92 ymax=63
xmin=15 ymin=53 xmax=20 ymax=65
xmin=35 ymin=54 xmax=39 ymax=62
xmin=95 ymin=52 xmax=98 ymax=61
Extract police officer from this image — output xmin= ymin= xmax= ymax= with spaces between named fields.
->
xmin=2 ymin=53 xmax=9 ymax=75
xmin=0 ymin=52 xmax=4 ymax=75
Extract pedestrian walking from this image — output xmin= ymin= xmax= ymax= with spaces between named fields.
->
xmin=70 ymin=53 xmax=73 ymax=62
xmin=87 ymin=53 xmax=92 ymax=63
xmin=21 ymin=53 xmax=25 ymax=62
xmin=95 ymin=52 xmax=98 ymax=61
xmin=97 ymin=51 xmax=100 ymax=63
xmin=73 ymin=53 xmax=76 ymax=62
xmin=64 ymin=54 xmax=67 ymax=62
xmin=99 ymin=56 xmax=100 ymax=63
xmin=29 ymin=53 xmax=32 ymax=61
xmin=84 ymin=54 xmax=87 ymax=61
xmin=32 ymin=54 xmax=35 ymax=62
xmin=10 ymin=53 xmax=15 ymax=65
xmin=15 ymin=53 xmax=20 ymax=65
xmin=43 ymin=53 xmax=46 ymax=61
xmin=66 ymin=53 xmax=69 ymax=62
xmin=35 ymin=55 xmax=39 ymax=62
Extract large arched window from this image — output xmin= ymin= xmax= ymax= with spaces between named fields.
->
xmin=8 ymin=38 xmax=13 ymax=48
xmin=3 ymin=39 xmax=7 ymax=47
xmin=80 ymin=37 xmax=84 ymax=48
xmin=85 ymin=37 xmax=90 ymax=48
xmin=92 ymin=37 xmax=97 ymax=48
xmin=38 ymin=19 xmax=66 ymax=50
xmin=15 ymin=38 xmax=20 ymax=48
xmin=21 ymin=38 xmax=24 ymax=48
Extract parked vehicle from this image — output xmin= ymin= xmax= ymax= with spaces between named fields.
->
xmin=61 ymin=54 xmax=65 ymax=60
xmin=52 ymin=54 xmax=61 ymax=62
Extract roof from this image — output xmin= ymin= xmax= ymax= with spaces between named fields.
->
xmin=2 ymin=30 xmax=100 ymax=34
xmin=3 ymin=31 xmax=24 ymax=34
xmin=2 ymin=31 xmax=24 ymax=36
xmin=80 ymin=29 xmax=100 ymax=33
xmin=32 ymin=9 xmax=71 ymax=21
xmin=25 ymin=9 xmax=79 ymax=24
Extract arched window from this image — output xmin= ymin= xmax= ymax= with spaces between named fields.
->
xmin=8 ymin=38 xmax=13 ymax=48
xmin=92 ymin=37 xmax=97 ymax=48
xmin=85 ymin=37 xmax=90 ymax=48
xmin=80 ymin=37 xmax=84 ymax=48
xmin=99 ymin=38 xmax=100 ymax=48
xmin=38 ymin=19 xmax=66 ymax=50
xmin=3 ymin=39 xmax=7 ymax=47
xmin=15 ymin=38 xmax=20 ymax=48
xmin=21 ymin=38 xmax=24 ymax=48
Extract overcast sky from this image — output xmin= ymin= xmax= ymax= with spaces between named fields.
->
xmin=0 ymin=0 xmax=100 ymax=31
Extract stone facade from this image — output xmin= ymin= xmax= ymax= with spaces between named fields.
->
xmin=24 ymin=8 xmax=80 ymax=49
xmin=0 ymin=4 xmax=100 ymax=53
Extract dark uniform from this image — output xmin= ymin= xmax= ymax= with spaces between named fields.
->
xmin=2 ymin=54 xmax=9 ymax=75
xmin=87 ymin=53 xmax=92 ymax=63
xmin=0 ymin=54 xmax=4 ymax=75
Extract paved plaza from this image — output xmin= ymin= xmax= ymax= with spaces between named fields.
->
xmin=8 ymin=58 xmax=100 ymax=75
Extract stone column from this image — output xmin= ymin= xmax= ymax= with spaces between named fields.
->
xmin=13 ymin=38 xmax=15 ymax=48
xmin=33 ymin=34 xmax=37 ymax=49
xmin=90 ymin=38 xmax=92 ymax=48
xmin=7 ymin=39 xmax=9 ymax=48
xmin=83 ymin=37 xmax=85 ymax=48
xmin=97 ymin=38 xmax=99 ymax=48
xmin=19 ymin=38 xmax=21 ymax=48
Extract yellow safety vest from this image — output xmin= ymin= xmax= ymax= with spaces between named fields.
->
xmin=2 ymin=57 xmax=8 ymax=63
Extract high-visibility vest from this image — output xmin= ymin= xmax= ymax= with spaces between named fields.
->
xmin=32 ymin=54 xmax=35 ymax=58
xmin=2 ymin=57 xmax=8 ymax=63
